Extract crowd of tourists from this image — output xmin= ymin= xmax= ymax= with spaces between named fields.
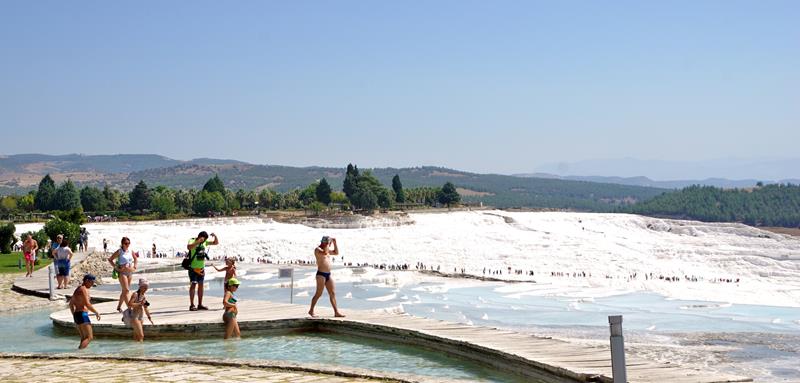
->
xmin=67 ymin=231 xmax=344 ymax=349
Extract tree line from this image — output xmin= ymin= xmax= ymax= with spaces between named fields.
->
xmin=626 ymin=183 xmax=800 ymax=228
xmin=0 ymin=164 xmax=462 ymax=221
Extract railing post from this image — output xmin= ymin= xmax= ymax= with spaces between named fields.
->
xmin=609 ymin=315 xmax=627 ymax=383
xmin=48 ymin=265 xmax=56 ymax=300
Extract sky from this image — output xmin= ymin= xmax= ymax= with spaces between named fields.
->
xmin=1 ymin=1 xmax=798 ymax=175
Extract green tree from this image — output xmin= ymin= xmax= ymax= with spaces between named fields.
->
xmin=43 ymin=218 xmax=80 ymax=250
xmin=19 ymin=191 xmax=35 ymax=212
xmin=376 ymin=187 xmax=394 ymax=210
xmin=53 ymin=180 xmax=81 ymax=211
xmin=283 ymin=189 xmax=302 ymax=209
xmin=0 ymin=196 xmax=17 ymax=214
xmin=80 ymin=186 xmax=107 ymax=212
xmin=352 ymin=188 xmax=378 ymax=212
xmin=150 ymin=188 xmax=177 ymax=217
xmin=129 ymin=180 xmax=151 ymax=212
xmin=343 ymin=164 xmax=360 ymax=200
xmin=316 ymin=178 xmax=332 ymax=205
xmin=223 ymin=190 xmax=240 ymax=212
xmin=392 ymin=174 xmax=405 ymax=203
xmin=203 ymin=174 xmax=226 ymax=194
xmin=55 ymin=209 xmax=86 ymax=225
xmin=174 ymin=189 xmax=194 ymax=213
xmin=103 ymin=185 xmax=123 ymax=211
xmin=330 ymin=191 xmax=348 ymax=204
xmin=0 ymin=222 xmax=16 ymax=254
xmin=299 ymin=182 xmax=319 ymax=206
xmin=193 ymin=190 xmax=225 ymax=215
xmin=437 ymin=182 xmax=461 ymax=207
xmin=308 ymin=201 xmax=325 ymax=215
xmin=258 ymin=189 xmax=277 ymax=209
xmin=34 ymin=174 xmax=56 ymax=211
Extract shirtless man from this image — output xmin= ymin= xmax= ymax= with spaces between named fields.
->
xmin=308 ymin=236 xmax=344 ymax=318
xmin=22 ymin=234 xmax=38 ymax=277
xmin=69 ymin=274 xmax=101 ymax=349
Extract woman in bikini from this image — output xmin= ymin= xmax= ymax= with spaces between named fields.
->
xmin=108 ymin=237 xmax=137 ymax=312
xmin=222 ymin=278 xmax=241 ymax=339
xmin=125 ymin=278 xmax=153 ymax=342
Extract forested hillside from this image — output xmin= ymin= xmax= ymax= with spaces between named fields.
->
xmin=627 ymin=184 xmax=800 ymax=227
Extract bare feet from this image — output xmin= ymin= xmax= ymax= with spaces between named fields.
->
xmin=334 ymin=312 xmax=346 ymax=318
xmin=308 ymin=310 xmax=317 ymax=317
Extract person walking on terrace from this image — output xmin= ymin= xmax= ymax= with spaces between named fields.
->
xmin=22 ymin=234 xmax=38 ymax=277
xmin=308 ymin=236 xmax=344 ymax=318
xmin=69 ymin=274 xmax=100 ymax=349
xmin=108 ymin=237 xmax=137 ymax=312
xmin=187 ymin=231 xmax=219 ymax=311
xmin=50 ymin=234 xmax=63 ymax=258
xmin=54 ymin=238 xmax=73 ymax=289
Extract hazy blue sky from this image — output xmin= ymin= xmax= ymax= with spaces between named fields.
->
xmin=1 ymin=1 xmax=798 ymax=174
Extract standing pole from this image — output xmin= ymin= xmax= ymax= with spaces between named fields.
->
xmin=48 ymin=265 xmax=56 ymax=300
xmin=609 ymin=315 xmax=627 ymax=383
xmin=290 ymin=268 xmax=294 ymax=304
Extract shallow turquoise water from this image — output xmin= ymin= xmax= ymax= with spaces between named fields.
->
xmin=92 ymin=269 xmax=800 ymax=381
xmin=0 ymin=308 xmax=530 ymax=383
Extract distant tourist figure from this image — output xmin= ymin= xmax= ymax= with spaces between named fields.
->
xmin=213 ymin=257 xmax=237 ymax=286
xmin=54 ymin=238 xmax=73 ymax=289
xmin=123 ymin=278 xmax=153 ymax=342
xmin=108 ymin=237 xmax=137 ymax=312
xmin=152 ymin=243 xmax=156 ymax=258
xmin=103 ymin=238 xmax=108 ymax=253
xmin=187 ymin=231 xmax=219 ymax=311
xmin=223 ymin=278 xmax=241 ymax=339
xmin=69 ymin=274 xmax=100 ymax=349
xmin=309 ymin=236 xmax=344 ymax=318
xmin=80 ymin=228 xmax=89 ymax=252
xmin=22 ymin=234 xmax=38 ymax=277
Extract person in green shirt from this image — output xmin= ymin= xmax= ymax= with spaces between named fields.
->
xmin=187 ymin=231 xmax=219 ymax=311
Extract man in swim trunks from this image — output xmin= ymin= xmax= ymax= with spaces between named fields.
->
xmin=69 ymin=274 xmax=101 ymax=349
xmin=309 ymin=236 xmax=344 ymax=318
xmin=22 ymin=234 xmax=38 ymax=277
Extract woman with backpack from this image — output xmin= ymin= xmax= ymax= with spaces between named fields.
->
xmin=107 ymin=237 xmax=137 ymax=312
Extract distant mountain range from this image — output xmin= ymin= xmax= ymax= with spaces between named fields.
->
xmin=513 ymin=173 xmax=800 ymax=189
xmin=0 ymin=154 xmax=666 ymax=210
xmin=534 ymin=157 xmax=800 ymax=183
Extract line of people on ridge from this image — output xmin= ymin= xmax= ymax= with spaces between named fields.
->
xmin=68 ymin=231 xmax=344 ymax=349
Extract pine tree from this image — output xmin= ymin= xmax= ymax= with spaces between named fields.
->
xmin=392 ymin=174 xmax=405 ymax=203
xmin=203 ymin=174 xmax=226 ymax=194
xmin=129 ymin=180 xmax=151 ymax=211
xmin=34 ymin=174 xmax=56 ymax=211
xmin=437 ymin=182 xmax=461 ymax=207
xmin=316 ymin=178 xmax=332 ymax=205
xmin=53 ymin=180 xmax=81 ymax=211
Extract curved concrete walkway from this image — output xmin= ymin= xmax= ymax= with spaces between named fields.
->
xmin=0 ymin=354 xmax=401 ymax=383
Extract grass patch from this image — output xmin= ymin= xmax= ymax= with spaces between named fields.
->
xmin=0 ymin=251 xmax=53 ymax=274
